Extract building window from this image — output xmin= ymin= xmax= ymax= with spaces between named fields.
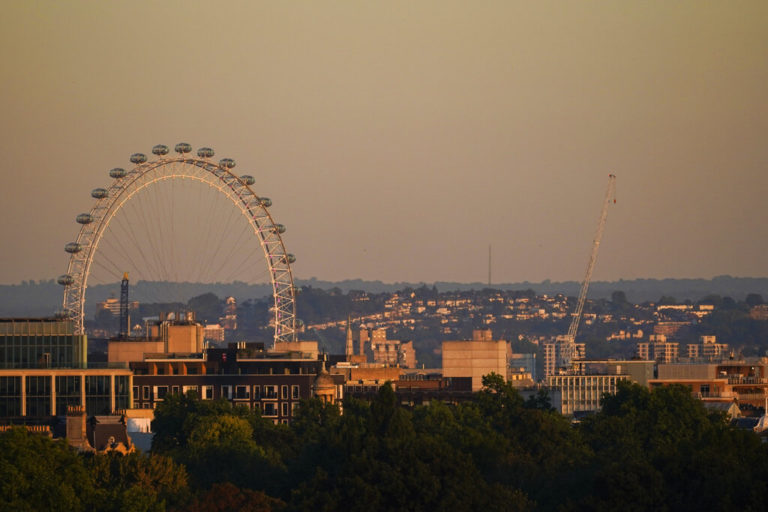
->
xmin=291 ymin=385 xmax=300 ymax=399
xmin=263 ymin=385 xmax=278 ymax=399
xmin=55 ymin=375 xmax=81 ymax=415
xmin=154 ymin=386 xmax=168 ymax=401
xmin=182 ymin=385 xmax=199 ymax=396
xmin=263 ymin=402 xmax=278 ymax=417
xmin=0 ymin=377 xmax=21 ymax=417
xmin=235 ymin=385 xmax=250 ymax=400
xmin=85 ymin=376 xmax=111 ymax=415
xmin=25 ymin=376 xmax=51 ymax=417
xmin=142 ymin=386 xmax=150 ymax=400
xmin=171 ymin=385 xmax=180 ymax=396
xmin=115 ymin=376 xmax=130 ymax=411
xmin=253 ymin=386 xmax=261 ymax=400
xmin=202 ymin=385 xmax=213 ymax=400
xmin=221 ymin=385 xmax=232 ymax=400
xmin=291 ymin=402 xmax=300 ymax=415
xmin=281 ymin=385 xmax=288 ymax=399
xmin=281 ymin=402 xmax=289 ymax=417
xmin=132 ymin=386 xmax=139 ymax=401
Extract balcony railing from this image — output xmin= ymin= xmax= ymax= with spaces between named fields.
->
xmin=727 ymin=376 xmax=768 ymax=385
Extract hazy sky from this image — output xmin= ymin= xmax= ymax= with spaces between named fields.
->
xmin=1 ymin=1 xmax=766 ymax=285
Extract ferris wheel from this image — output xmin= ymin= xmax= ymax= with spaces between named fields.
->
xmin=57 ymin=143 xmax=297 ymax=344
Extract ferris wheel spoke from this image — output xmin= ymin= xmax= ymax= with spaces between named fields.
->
xmin=128 ymin=184 xmax=163 ymax=282
xmin=59 ymin=145 xmax=297 ymax=343
xmin=111 ymin=199 xmax=162 ymax=283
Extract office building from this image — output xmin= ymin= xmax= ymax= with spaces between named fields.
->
xmin=442 ymin=329 xmax=507 ymax=391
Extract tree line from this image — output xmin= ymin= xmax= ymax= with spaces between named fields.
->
xmin=2 ymin=376 xmax=768 ymax=511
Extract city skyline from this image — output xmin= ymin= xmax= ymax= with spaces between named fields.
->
xmin=1 ymin=1 xmax=767 ymax=285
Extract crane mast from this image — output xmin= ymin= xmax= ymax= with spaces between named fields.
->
xmin=566 ymin=174 xmax=616 ymax=341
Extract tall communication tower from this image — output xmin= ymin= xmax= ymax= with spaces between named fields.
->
xmin=119 ymin=272 xmax=130 ymax=339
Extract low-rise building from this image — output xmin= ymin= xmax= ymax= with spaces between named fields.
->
xmin=546 ymin=360 xmax=654 ymax=416
xmin=0 ymin=318 xmax=133 ymax=421
xmin=442 ymin=329 xmax=507 ymax=391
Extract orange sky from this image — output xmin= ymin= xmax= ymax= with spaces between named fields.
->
xmin=1 ymin=1 xmax=767 ymax=285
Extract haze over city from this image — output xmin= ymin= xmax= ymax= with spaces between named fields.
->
xmin=1 ymin=1 xmax=767 ymax=285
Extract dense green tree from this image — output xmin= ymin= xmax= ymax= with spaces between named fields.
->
xmin=147 ymin=379 xmax=768 ymax=512
xmin=288 ymin=384 xmax=531 ymax=512
xmin=151 ymin=393 xmax=286 ymax=492
xmin=86 ymin=452 xmax=190 ymax=512
xmin=579 ymin=382 xmax=768 ymax=511
xmin=187 ymin=482 xmax=284 ymax=512
xmin=0 ymin=428 xmax=97 ymax=512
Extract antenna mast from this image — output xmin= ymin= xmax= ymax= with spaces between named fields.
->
xmin=488 ymin=244 xmax=491 ymax=287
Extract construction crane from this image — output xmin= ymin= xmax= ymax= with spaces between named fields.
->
xmin=119 ymin=272 xmax=130 ymax=339
xmin=566 ymin=174 xmax=616 ymax=342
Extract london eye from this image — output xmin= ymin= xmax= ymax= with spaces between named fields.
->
xmin=57 ymin=143 xmax=297 ymax=344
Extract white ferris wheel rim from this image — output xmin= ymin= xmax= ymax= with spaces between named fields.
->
xmin=59 ymin=147 xmax=297 ymax=344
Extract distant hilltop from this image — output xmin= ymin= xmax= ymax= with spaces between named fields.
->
xmin=1 ymin=275 xmax=768 ymax=318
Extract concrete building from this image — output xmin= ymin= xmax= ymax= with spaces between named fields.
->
xmin=636 ymin=336 xmax=679 ymax=363
xmin=686 ymin=335 xmax=729 ymax=360
xmin=652 ymin=359 xmax=768 ymax=407
xmin=370 ymin=328 xmax=401 ymax=366
xmin=344 ymin=323 xmax=416 ymax=367
xmin=108 ymin=312 xmax=204 ymax=364
xmin=203 ymin=324 xmax=225 ymax=344
xmin=547 ymin=374 xmax=630 ymax=416
xmin=442 ymin=329 xmax=507 ymax=391
xmin=546 ymin=360 xmax=654 ymax=416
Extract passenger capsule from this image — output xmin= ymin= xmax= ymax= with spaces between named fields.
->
xmin=284 ymin=254 xmax=296 ymax=264
xmin=57 ymin=275 xmax=74 ymax=286
xmin=219 ymin=158 xmax=236 ymax=169
xmin=76 ymin=213 xmax=94 ymax=224
xmin=240 ymin=175 xmax=255 ymax=185
xmin=64 ymin=242 xmax=82 ymax=253
xmin=91 ymin=188 xmax=108 ymax=199
xmin=109 ymin=168 xmax=126 ymax=179
xmin=129 ymin=153 xmax=147 ymax=164
xmin=259 ymin=197 xmax=272 ymax=208
xmin=175 ymin=142 xmax=192 ymax=154
xmin=197 ymin=147 xmax=214 ymax=158
xmin=152 ymin=144 xmax=169 ymax=155
xmin=271 ymin=224 xmax=286 ymax=234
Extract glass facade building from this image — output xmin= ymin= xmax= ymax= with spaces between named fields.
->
xmin=0 ymin=319 xmax=86 ymax=369
xmin=0 ymin=319 xmax=133 ymax=420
